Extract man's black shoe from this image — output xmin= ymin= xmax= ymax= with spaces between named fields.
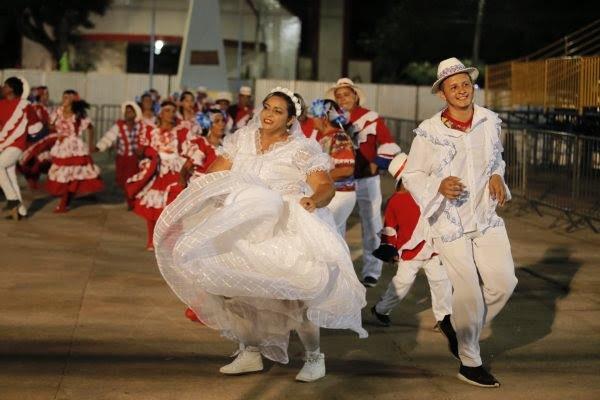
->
xmin=370 ymin=305 xmax=391 ymax=327
xmin=362 ymin=276 xmax=378 ymax=288
xmin=457 ymin=364 xmax=500 ymax=388
xmin=438 ymin=314 xmax=459 ymax=360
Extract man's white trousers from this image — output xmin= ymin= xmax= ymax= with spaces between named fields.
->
xmin=355 ymin=175 xmax=383 ymax=280
xmin=0 ymin=147 xmax=23 ymax=202
xmin=433 ymin=226 xmax=517 ymax=367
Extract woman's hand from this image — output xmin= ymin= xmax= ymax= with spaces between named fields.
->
xmin=299 ymin=196 xmax=317 ymax=212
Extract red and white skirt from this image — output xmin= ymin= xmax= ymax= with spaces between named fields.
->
xmin=45 ymin=136 xmax=104 ymax=196
xmin=128 ymin=155 xmax=184 ymax=221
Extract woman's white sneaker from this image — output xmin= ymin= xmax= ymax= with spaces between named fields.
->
xmin=295 ymin=351 xmax=326 ymax=382
xmin=219 ymin=346 xmax=263 ymax=375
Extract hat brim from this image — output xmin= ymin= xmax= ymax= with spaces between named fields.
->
xmin=325 ymin=83 xmax=366 ymax=106
xmin=431 ymin=68 xmax=478 ymax=94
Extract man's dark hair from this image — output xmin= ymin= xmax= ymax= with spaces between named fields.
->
xmin=4 ymin=77 xmax=24 ymax=96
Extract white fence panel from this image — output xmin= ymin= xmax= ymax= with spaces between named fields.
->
xmin=45 ymin=71 xmax=87 ymax=103
xmin=86 ymin=73 xmax=127 ymax=105
xmin=377 ymin=84 xmax=417 ymax=120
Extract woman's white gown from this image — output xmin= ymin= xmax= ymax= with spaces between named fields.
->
xmin=154 ymin=125 xmax=367 ymax=363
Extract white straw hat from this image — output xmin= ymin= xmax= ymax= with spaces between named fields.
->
xmin=388 ymin=152 xmax=408 ymax=182
xmin=239 ymin=86 xmax=252 ymax=96
xmin=431 ymin=57 xmax=478 ymax=94
xmin=214 ymin=91 xmax=232 ymax=103
xmin=325 ymin=78 xmax=365 ymax=105
xmin=121 ymin=100 xmax=143 ymax=120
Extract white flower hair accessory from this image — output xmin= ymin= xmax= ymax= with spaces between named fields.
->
xmin=269 ymin=86 xmax=302 ymax=117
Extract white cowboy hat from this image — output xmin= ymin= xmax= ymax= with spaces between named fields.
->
xmin=325 ymin=78 xmax=365 ymax=106
xmin=388 ymin=152 xmax=408 ymax=182
xmin=214 ymin=91 xmax=232 ymax=103
xmin=196 ymin=86 xmax=207 ymax=93
xmin=239 ymin=86 xmax=252 ymax=96
xmin=121 ymin=100 xmax=143 ymax=121
xmin=431 ymin=57 xmax=479 ymax=94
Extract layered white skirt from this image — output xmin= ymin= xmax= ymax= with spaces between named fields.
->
xmin=154 ymin=171 xmax=367 ymax=363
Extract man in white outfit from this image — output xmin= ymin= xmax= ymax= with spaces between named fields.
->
xmin=326 ymin=78 xmax=400 ymax=287
xmin=402 ymin=58 xmax=517 ymax=388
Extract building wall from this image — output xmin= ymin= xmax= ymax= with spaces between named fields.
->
xmin=317 ymin=0 xmax=344 ymax=81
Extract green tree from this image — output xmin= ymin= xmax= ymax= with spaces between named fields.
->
xmin=3 ymin=0 xmax=110 ymax=69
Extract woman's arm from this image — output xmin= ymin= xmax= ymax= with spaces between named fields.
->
xmin=206 ymin=155 xmax=233 ymax=173
xmin=329 ymin=165 xmax=354 ymax=181
xmin=301 ymin=170 xmax=335 ymax=212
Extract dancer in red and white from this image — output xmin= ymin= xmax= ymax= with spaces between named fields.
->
xmin=46 ymin=90 xmax=104 ymax=213
xmin=18 ymin=86 xmax=56 ymax=189
xmin=327 ymin=78 xmax=400 ymax=287
xmin=126 ymin=101 xmax=188 ymax=251
xmin=179 ymin=108 xmax=223 ymax=187
xmin=195 ymin=86 xmax=209 ymax=113
xmin=139 ymin=92 xmax=157 ymax=129
xmin=370 ymin=152 xmax=452 ymax=328
xmin=214 ymin=91 xmax=234 ymax=134
xmin=227 ymin=86 xmax=253 ymax=132
xmin=95 ymin=101 xmax=144 ymax=209
xmin=0 ymin=76 xmax=42 ymax=219
xmin=403 ymin=58 xmax=517 ymax=387
xmin=177 ymin=91 xmax=201 ymax=137
xmin=309 ymin=99 xmax=356 ymax=237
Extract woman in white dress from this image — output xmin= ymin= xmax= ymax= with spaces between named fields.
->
xmin=154 ymin=87 xmax=367 ymax=382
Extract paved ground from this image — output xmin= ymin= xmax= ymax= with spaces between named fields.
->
xmin=1 ymin=153 xmax=599 ymax=400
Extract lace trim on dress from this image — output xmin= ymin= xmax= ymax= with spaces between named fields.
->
xmin=254 ymin=130 xmax=293 ymax=155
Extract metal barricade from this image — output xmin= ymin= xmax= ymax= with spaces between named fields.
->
xmin=386 ymin=117 xmax=600 ymax=230
xmin=384 ymin=118 xmax=420 ymax=152
xmin=89 ymin=104 xmax=122 ymax=138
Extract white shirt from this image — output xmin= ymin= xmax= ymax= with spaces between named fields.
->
xmin=403 ymin=105 xmax=510 ymax=243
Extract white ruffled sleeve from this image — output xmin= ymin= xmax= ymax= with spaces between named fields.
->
xmin=293 ymin=139 xmax=332 ymax=177
xmin=96 ymin=123 xmax=119 ymax=152
xmin=221 ymin=130 xmax=241 ymax=161
xmin=402 ymin=135 xmax=445 ymax=219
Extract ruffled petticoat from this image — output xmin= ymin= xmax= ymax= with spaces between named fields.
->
xmin=46 ymin=135 xmax=104 ymax=196
xmin=154 ymin=171 xmax=368 ymax=364
xmin=131 ymin=153 xmax=185 ymax=221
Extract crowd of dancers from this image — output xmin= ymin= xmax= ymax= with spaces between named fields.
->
xmin=0 ymin=57 xmax=517 ymax=388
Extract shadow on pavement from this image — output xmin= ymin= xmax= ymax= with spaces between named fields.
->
xmin=482 ymin=246 xmax=582 ymax=365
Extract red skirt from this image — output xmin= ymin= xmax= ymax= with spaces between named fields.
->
xmin=18 ymin=133 xmax=58 ymax=182
xmin=133 ymin=171 xmax=182 ymax=222
xmin=115 ymin=154 xmax=140 ymax=190
xmin=46 ymin=155 xmax=105 ymax=197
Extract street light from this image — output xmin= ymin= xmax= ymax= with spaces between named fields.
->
xmin=154 ymin=40 xmax=164 ymax=55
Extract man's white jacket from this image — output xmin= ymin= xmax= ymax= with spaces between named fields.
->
xmin=403 ymin=104 xmax=511 ymax=243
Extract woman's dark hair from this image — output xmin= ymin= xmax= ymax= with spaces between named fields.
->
xmin=4 ymin=77 xmax=24 ymax=97
xmin=160 ymin=100 xmax=177 ymax=109
xmin=179 ymin=91 xmax=194 ymax=114
xmin=35 ymin=86 xmax=48 ymax=102
xmin=72 ymin=100 xmax=90 ymax=119
xmin=62 ymin=89 xmax=88 ymax=119
xmin=263 ymin=92 xmax=296 ymax=119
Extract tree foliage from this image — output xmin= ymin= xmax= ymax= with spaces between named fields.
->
xmin=2 ymin=0 xmax=110 ymax=68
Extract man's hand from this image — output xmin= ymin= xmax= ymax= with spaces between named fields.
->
xmin=438 ymin=176 xmax=465 ymax=200
xmin=489 ymin=174 xmax=506 ymax=206
xmin=299 ymin=197 xmax=317 ymax=212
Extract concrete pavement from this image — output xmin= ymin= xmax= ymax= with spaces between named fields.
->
xmin=1 ymin=157 xmax=599 ymax=400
